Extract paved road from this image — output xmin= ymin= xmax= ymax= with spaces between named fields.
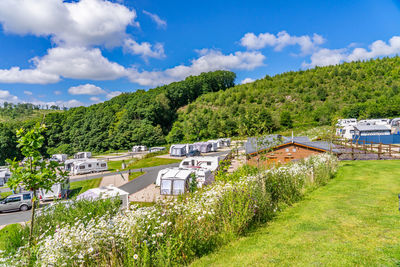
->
xmin=0 ymin=150 xmax=231 ymax=226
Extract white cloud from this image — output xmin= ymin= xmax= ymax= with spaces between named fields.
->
xmin=124 ymin=38 xmax=165 ymax=59
xmin=90 ymin=96 xmax=101 ymax=102
xmin=24 ymin=90 xmax=33 ymax=96
xmin=68 ymin=84 xmax=106 ymax=95
xmin=106 ymin=91 xmax=122 ymax=99
xmin=0 ymin=67 xmax=60 ymax=84
xmin=128 ymin=49 xmax=265 ymax=86
xmin=241 ymin=78 xmax=255 ymax=84
xmin=143 ymin=10 xmax=167 ymax=29
xmin=0 ymin=90 xmax=20 ymax=103
xmin=54 ymin=90 xmax=62 ymax=95
xmin=304 ymin=36 xmax=400 ymax=67
xmin=240 ymin=31 xmax=325 ymax=54
xmin=0 ymin=0 xmax=137 ymax=47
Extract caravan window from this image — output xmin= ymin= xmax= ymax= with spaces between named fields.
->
xmin=182 ymin=161 xmax=189 ymax=166
xmin=173 ymin=180 xmax=185 ymax=195
xmin=160 ymin=180 xmax=172 ymax=195
xmin=207 ymin=162 xmax=211 ymax=166
xmin=101 ymin=163 xmax=106 ymax=167
xmin=88 ymin=164 xmax=92 ymax=168
xmin=79 ymin=165 xmax=85 ymax=169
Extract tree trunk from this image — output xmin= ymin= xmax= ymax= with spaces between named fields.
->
xmin=29 ymin=191 xmax=37 ymax=250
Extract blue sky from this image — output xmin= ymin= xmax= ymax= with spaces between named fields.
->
xmin=0 ymin=0 xmax=399 ymax=107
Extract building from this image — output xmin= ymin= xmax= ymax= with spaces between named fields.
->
xmin=246 ymin=135 xmax=338 ymax=165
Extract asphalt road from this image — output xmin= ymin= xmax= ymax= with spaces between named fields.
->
xmin=0 ymin=150 xmax=231 ymax=226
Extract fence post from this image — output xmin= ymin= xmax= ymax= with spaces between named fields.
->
xmin=378 ymin=143 xmax=382 ymax=160
xmin=351 ymin=141 xmax=355 ymax=160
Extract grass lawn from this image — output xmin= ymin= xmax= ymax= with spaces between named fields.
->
xmin=0 ymin=191 xmax=11 ymax=200
xmin=192 ymin=160 xmax=400 ymax=266
xmin=0 ymin=224 xmax=23 ymax=251
xmin=68 ymin=178 xmax=102 ymax=198
xmin=129 ymin=171 xmax=145 ymax=181
xmin=108 ymin=157 xmax=180 ymax=172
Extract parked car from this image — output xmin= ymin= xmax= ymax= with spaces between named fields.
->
xmin=0 ymin=192 xmax=33 ymax=212
xmin=186 ymin=149 xmax=201 ymax=157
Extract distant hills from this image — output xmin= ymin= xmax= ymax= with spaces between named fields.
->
xmin=168 ymin=57 xmax=400 ymax=142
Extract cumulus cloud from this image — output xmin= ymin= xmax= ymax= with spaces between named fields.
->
xmin=90 ymin=96 xmax=101 ymax=102
xmin=304 ymin=36 xmax=400 ymax=67
xmin=241 ymin=78 xmax=255 ymax=84
xmin=106 ymin=91 xmax=122 ymax=99
xmin=68 ymin=84 xmax=106 ymax=95
xmin=143 ymin=10 xmax=167 ymax=29
xmin=124 ymin=38 xmax=165 ymax=59
xmin=240 ymin=31 xmax=325 ymax=54
xmin=0 ymin=0 xmax=137 ymax=47
xmin=0 ymin=67 xmax=60 ymax=84
xmin=0 ymin=90 xmax=20 ymax=103
xmin=127 ymin=49 xmax=265 ymax=86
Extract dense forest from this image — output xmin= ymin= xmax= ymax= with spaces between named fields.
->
xmin=0 ymin=70 xmax=235 ymax=164
xmin=2 ymin=57 xmax=400 ymax=164
xmin=167 ymin=57 xmax=400 ymax=142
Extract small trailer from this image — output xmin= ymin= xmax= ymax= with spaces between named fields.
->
xmin=132 ymin=145 xmax=147 ymax=152
xmin=149 ymin=147 xmax=166 ymax=153
xmin=38 ymin=178 xmax=70 ymax=201
xmin=194 ymin=142 xmax=213 ymax=153
xmin=74 ymin=152 xmax=92 ymax=159
xmin=50 ymin=154 xmax=68 ymax=163
xmin=65 ymin=159 xmax=108 ymax=175
xmin=179 ymin=156 xmax=220 ymax=172
xmin=77 ymin=186 xmax=129 ymax=209
xmin=170 ymin=144 xmax=187 ymax=157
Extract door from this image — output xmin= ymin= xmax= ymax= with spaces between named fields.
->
xmin=5 ymin=196 xmax=21 ymax=210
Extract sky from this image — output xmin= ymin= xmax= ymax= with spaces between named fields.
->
xmin=0 ymin=0 xmax=400 ymax=108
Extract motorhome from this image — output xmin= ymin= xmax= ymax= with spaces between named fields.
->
xmin=132 ymin=145 xmax=147 ymax=152
xmin=65 ymin=159 xmax=108 ymax=175
xmin=38 ymin=178 xmax=70 ymax=201
xmin=50 ymin=154 xmax=68 ymax=163
xmin=179 ymin=156 xmax=220 ymax=172
xmin=0 ymin=168 xmax=11 ymax=187
xmin=74 ymin=152 xmax=92 ymax=159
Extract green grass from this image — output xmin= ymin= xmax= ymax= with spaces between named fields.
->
xmin=0 ymin=224 xmax=24 ymax=252
xmin=108 ymin=157 xmax=180 ymax=172
xmin=192 ymin=160 xmax=400 ymax=266
xmin=0 ymin=191 xmax=11 ymax=200
xmin=129 ymin=171 xmax=145 ymax=181
xmin=68 ymin=178 xmax=102 ymax=198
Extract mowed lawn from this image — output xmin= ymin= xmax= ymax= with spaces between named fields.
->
xmin=192 ymin=160 xmax=400 ymax=266
xmin=108 ymin=157 xmax=180 ymax=172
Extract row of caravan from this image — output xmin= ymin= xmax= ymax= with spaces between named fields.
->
xmin=170 ymin=138 xmax=231 ymax=157
xmin=156 ymin=156 xmax=220 ymax=195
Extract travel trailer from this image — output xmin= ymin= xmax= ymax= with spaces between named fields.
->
xmin=38 ymin=178 xmax=70 ymax=201
xmin=65 ymin=159 xmax=108 ymax=175
xmin=77 ymin=185 xmax=129 ymax=209
xmin=149 ymin=147 xmax=166 ymax=153
xmin=170 ymin=144 xmax=187 ymax=157
xmin=50 ymin=154 xmax=68 ymax=163
xmin=336 ymin=119 xmax=357 ymax=127
xmin=221 ymin=138 xmax=231 ymax=147
xmin=74 ymin=152 xmax=92 ymax=159
xmin=358 ymin=119 xmax=390 ymax=126
xmin=158 ymin=168 xmax=193 ymax=195
xmin=208 ymin=139 xmax=223 ymax=149
xmin=132 ymin=145 xmax=147 ymax=152
xmin=206 ymin=140 xmax=219 ymax=152
xmin=156 ymin=167 xmax=213 ymax=191
xmin=179 ymin=156 xmax=220 ymax=172
xmin=0 ymin=168 xmax=11 ymax=187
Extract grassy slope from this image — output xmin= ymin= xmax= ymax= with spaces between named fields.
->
xmin=0 ymin=224 xmax=23 ymax=251
xmin=108 ymin=157 xmax=181 ymax=172
xmin=68 ymin=178 xmax=102 ymax=198
xmin=129 ymin=171 xmax=145 ymax=181
xmin=192 ymin=160 xmax=400 ymax=266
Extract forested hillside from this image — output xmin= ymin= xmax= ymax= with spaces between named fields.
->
xmin=167 ymin=57 xmax=400 ymax=142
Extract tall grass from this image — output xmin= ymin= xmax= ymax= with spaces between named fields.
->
xmin=1 ymin=154 xmax=338 ymax=266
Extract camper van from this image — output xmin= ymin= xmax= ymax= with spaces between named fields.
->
xmin=179 ymin=156 xmax=220 ymax=172
xmin=50 ymin=154 xmax=68 ymax=163
xmin=38 ymin=178 xmax=70 ymax=201
xmin=65 ymin=159 xmax=108 ymax=175
xmin=74 ymin=152 xmax=92 ymax=159
xmin=0 ymin=168 xmax=11 ymax=187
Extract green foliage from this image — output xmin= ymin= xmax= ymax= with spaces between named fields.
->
xmin=189 ymin=172 xmax=197 ymax=193
xmin=171 ymin=56 xmax=400 ymax=140
xmin=0 ymin=224 xmax=29 ymax=255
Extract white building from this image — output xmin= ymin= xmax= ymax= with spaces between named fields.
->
xmin=77 ymin=185 xmax=129 ymax=209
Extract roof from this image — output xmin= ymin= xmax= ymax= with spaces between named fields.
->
xmin=354 ymin=125 xmax=391 ymax=131
xmin=77 ymin=186 xmax=128 ymax=201
xmin=162 ymin=168 xmax=193 ymax=180
xmin=171 ymin=144 xmax=187 ymax=148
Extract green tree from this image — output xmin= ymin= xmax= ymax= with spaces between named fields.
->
xmin=280 ymin=111 xmax=293 ymax=128
xmin=6 ymin=124 xmax=68 ymax=250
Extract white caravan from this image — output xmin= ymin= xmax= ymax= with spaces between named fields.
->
xmin=0 ymin=168 xmax=11 ymax=187
xmin=38 ymin=178 xmax=70 ymax=201
xmin=50 ymin=154 xmax=68 ymax=163
xmin=336 ymin=125 xmax=355 ymax=139
xmin=179 ymin=156 xmax=220 ymax=172
xmin=336 ymin=119 xmax=357 ymax=127
xmin=358 ymin=119 xmax=390 ymax=126
xmin=158 ymin=168 xmax=193 ymax=195
xmin=65 ymin=159 xmax=108 ymax=175
xmin=132 ymin=145 xmax=147 ymax=152
xmin=74 ymin=152 xmax=92 ymax=159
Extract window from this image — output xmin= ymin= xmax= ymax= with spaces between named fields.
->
xmin=160 ymin=180 xmax=172 ymax=195
xmin=79 ymin=165 xmax=85 ymax=169
xmin=292 ymin=148 xmax=297 ymax=152
xmin=207 ymin=162 xmax=211 ymax=166
xmin=88 ymin=164 xmax=92 ymax=168
xmin=101 ymin=163 xmax=106 ymax=167
xmin=182 ymin=162 xmax=189 ymax=166
xmin=23 ymin=194 xmax=31 ymax=200
xmin=172 ymin=180 xmax=186 ymax=195
xmin=285 ymin=148 xmax=289 ymax=152
xmin=6 ymin=196 xmax=21 ymax=203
